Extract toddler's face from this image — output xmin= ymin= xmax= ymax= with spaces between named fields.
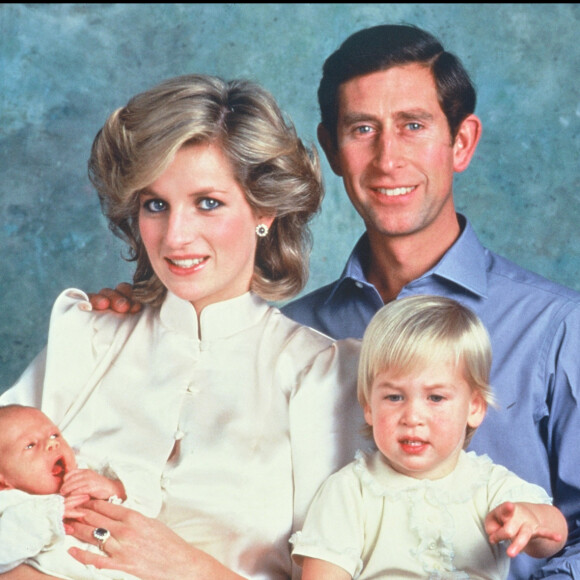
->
xmin=0 ymin=407 xmax=76 ymax=495
xmin=364 ymin=352 xmax=486 ymax=480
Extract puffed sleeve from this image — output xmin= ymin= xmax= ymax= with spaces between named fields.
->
xmin=485 ymin=461 xmax=553 ymax=510
xmin=0 ymin=491 xmax=65 ymax=573
xmin=0 ymin=288 xmax=94 ymax=417
xmin=290 ymin=464 xmax=365 ymax=577
xmin=1 ymin=288 xmax=142 ymax=428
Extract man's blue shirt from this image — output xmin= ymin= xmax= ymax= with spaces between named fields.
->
xmin=282 ymin=215 xmax=580 ymax=579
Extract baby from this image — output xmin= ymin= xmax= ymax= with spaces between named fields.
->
xmin=0 ymin=404 xmax=135 ymax=578
xmin=291 ymin=295 xmax=567 ymax=579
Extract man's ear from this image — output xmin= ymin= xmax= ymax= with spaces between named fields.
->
xmin=453 ymin=114 xmax=482 ymax=173
xmin=317 ymin=123 xmax=343 ymax=177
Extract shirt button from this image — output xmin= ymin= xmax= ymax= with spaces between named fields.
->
xmin=354 ymin=281 xmax=364 ymax=289
xmin=161 ymin=476 xmax=171 ymax=489
xmin=187 ymin=383 xmax=200 ymax=394
xmin=174 ymin=430 xmax=184 ymax=441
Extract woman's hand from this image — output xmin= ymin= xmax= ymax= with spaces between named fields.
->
xmin=67 ymin=500 xmax=245 ymax=580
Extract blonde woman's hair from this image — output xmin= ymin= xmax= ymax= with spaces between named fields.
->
xmin=358 ymin=295 xmax=494 ymax=446
xmin=89 ymin=74 xmax=324 ymax=306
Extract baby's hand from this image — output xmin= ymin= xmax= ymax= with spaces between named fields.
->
xmin=485 ymin=501 xmax=563 ymax=557
xmin=61 ymin=468 xmax=126 ymax=502
xmin=63 ymin=494 xmax=90 ymax=519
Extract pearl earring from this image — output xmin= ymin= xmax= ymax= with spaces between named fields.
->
xmin=255 ymin=224 xmax=269 ymax=237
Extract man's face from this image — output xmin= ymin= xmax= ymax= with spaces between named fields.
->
xmin=326 ymin=64 xmax=471 ymax=241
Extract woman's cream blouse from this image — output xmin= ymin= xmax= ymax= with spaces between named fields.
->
xmin=2 ymin=289 xmax=364 ymax=580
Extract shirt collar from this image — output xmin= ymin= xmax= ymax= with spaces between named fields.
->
xmin=326 ymin=213 xmax=489 ymax=304
xmin=431 ymin=214 xmax=488 ymax=298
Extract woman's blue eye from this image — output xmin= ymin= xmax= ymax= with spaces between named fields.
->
xmin=144 ymin=199 xmax=167 ymax=213
xmin=199 ymin=198 xmax=221 ymax=211
xmin=25 ymin=442 xmax=35 ymax=450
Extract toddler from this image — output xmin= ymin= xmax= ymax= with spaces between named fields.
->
xmin=291 ymin=295 xmax=567 ymax=579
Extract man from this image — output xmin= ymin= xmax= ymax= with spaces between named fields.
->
xmin=93 ymin=25 xmax=580 ymax=578
xmin=282 ymin=25 xmax=580 ymax=579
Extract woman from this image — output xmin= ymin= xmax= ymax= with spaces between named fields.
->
xmin=0 ymin=75 xmax=364 ymax=580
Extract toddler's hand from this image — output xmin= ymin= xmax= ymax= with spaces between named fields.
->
xmin=485 ymin=501 xmax=563 ymax=557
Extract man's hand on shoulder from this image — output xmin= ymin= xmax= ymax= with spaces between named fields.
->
xmin=87 ymin=282 xmax=142 ymax=314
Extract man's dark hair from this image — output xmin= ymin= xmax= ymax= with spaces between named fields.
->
xmin=318 ymin=24 xmax=477 ymax=145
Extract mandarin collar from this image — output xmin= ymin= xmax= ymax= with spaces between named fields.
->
xmin=159 ymin=291 xmax=270 ymax=341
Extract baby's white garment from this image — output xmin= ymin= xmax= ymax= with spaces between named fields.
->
xmin=0 ymin=489 xmax=140 ymax=579
xmin=0 ymin=490 xmax=65 ymax=573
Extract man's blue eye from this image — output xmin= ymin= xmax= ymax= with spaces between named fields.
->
xmin=355 ymin=126 xmax=373 ymax=134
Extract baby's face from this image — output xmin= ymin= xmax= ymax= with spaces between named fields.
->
xmin=0 ymin=407 xmax=77 ymax=495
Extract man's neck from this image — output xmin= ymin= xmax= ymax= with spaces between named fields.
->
xmin=365 ymin=215 xmax=461 ymax=303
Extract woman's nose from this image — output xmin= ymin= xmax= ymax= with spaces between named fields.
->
xmin=165 ymin=209 xmax=195 ymax=247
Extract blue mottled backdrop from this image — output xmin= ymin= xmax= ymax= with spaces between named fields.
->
xmin=1 ymin=3 xmax=579 ymax=390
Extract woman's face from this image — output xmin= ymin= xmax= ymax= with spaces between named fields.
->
xmin=139 ymin=143 xmax=274 ymax=314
